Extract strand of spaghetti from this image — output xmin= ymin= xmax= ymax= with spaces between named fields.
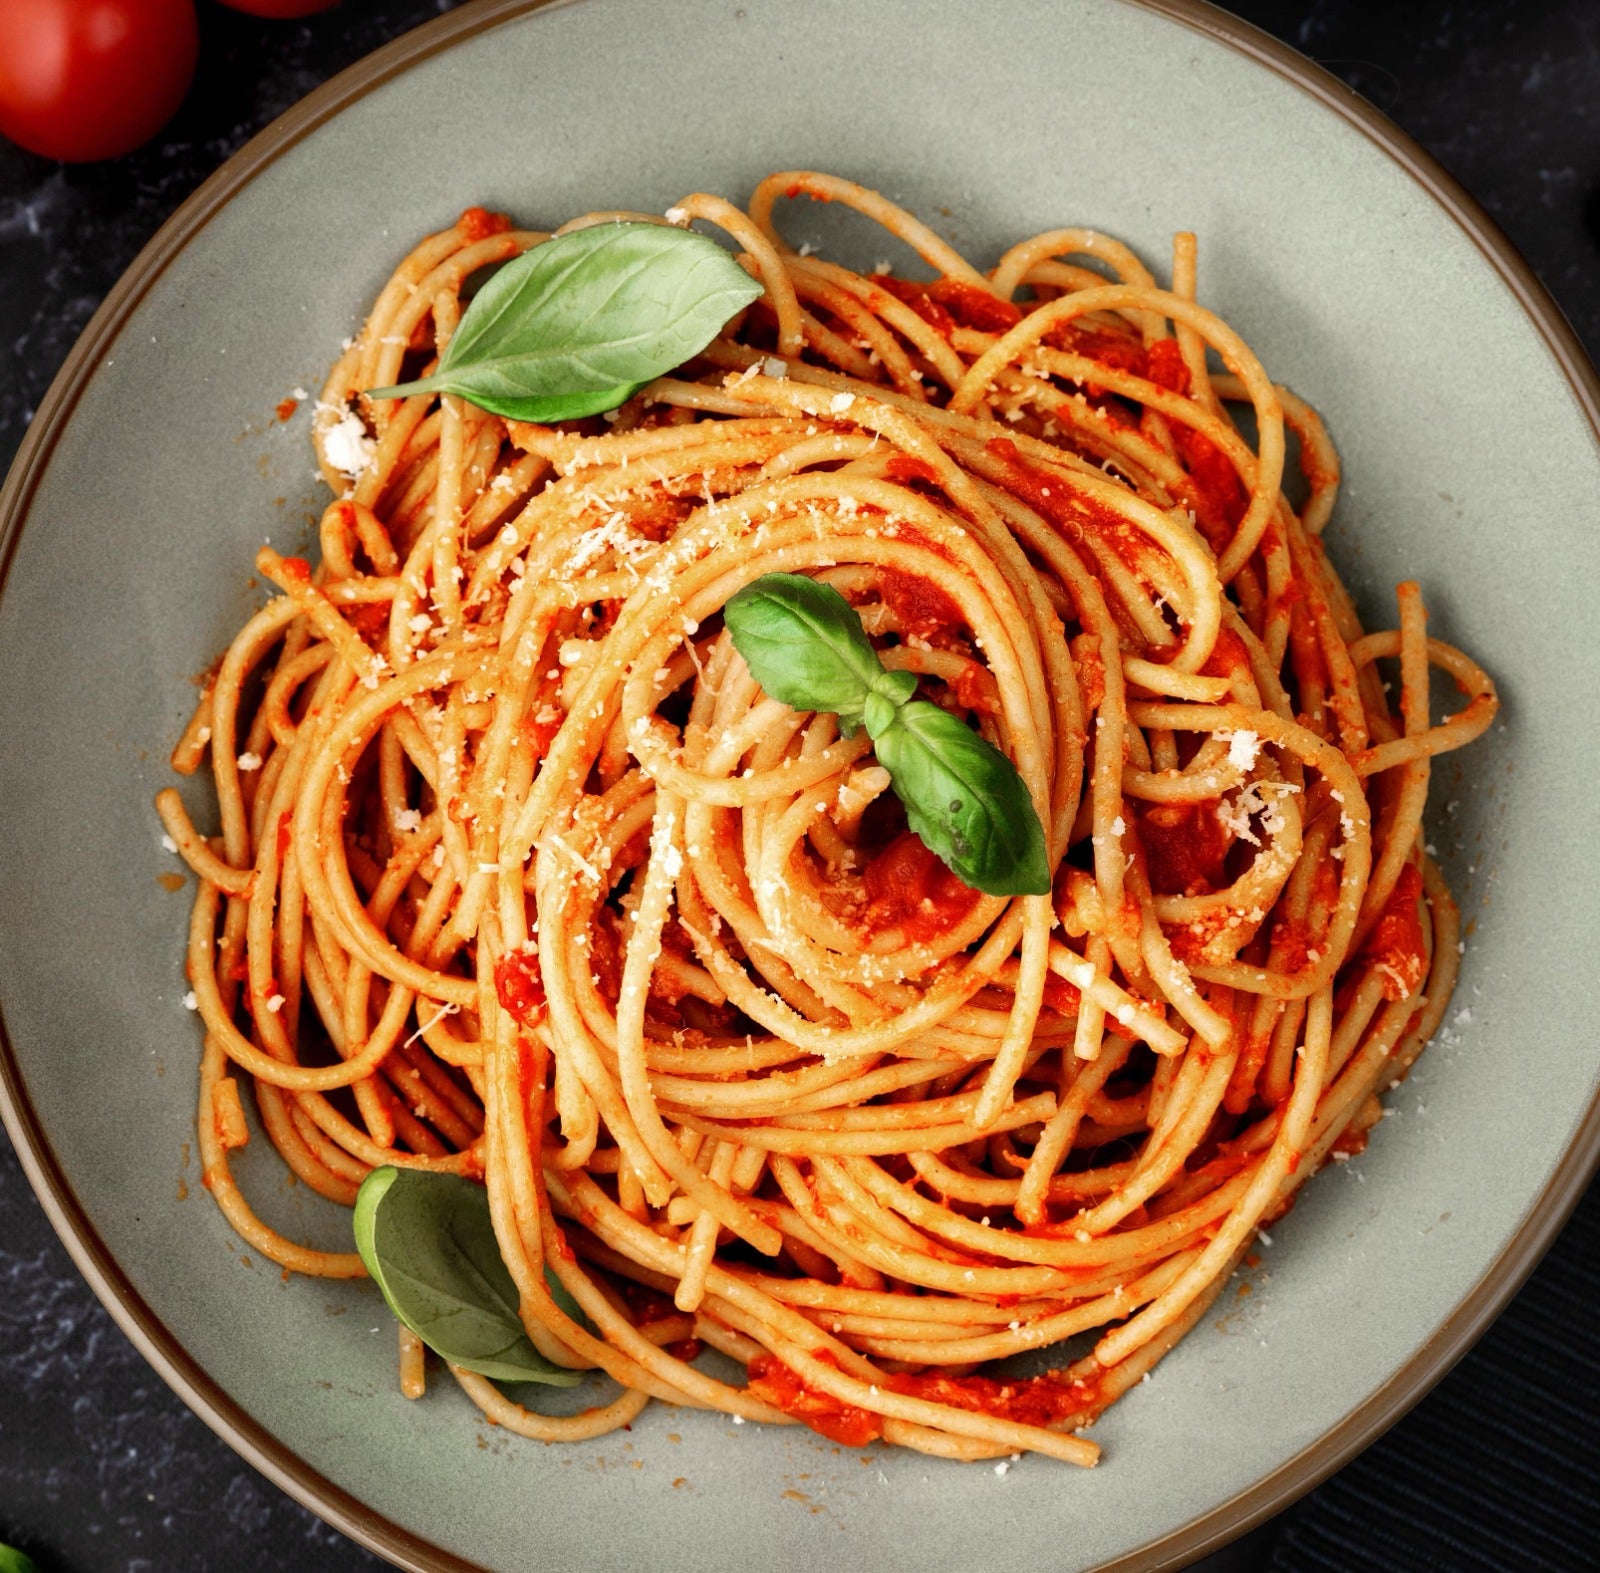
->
xmin=194 ymin=1030 xmax=366 ymax=1276
xmin=1096 ymin=984 xmax=1333 ymax=1368
xmin=749 ymin=171 xmax=994 ymax=289
xmin=613 ymin=794 xmax=782 ymax=1249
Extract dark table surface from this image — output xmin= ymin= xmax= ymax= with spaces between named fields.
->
xmin=1 ymin=2 xmax=1597 ymax=1570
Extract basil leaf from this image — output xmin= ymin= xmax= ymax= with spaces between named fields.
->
xmin=724 ymin=573 xmax=886 ymax=728
xmin=367 ymin=222 xmax=762 ymax=423
xmin=871 ymin=700 xmax=1051 ymax=896
xmin=353 ymin=1166 xmax=584 ymax=1385
xmin=0 ymin=1547 xmax=40 ymax=1573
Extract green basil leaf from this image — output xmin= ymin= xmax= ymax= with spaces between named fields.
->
xmin=871 ymin=700 xmax=1051 ymax=896
xmin=367 ymin=222 xmax=762 ymax=422
xmin=353 ymin=1166 xmax=584 ymax=1385
xmin=724 ymin=573 xmax=885 ymax=725
xmin=0 ymin=1546 xmax=40 ymax=1573
xmin=490 ymin=381 xmax=648 ymax=425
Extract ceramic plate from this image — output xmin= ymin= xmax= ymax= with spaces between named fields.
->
xmin=2 ymin=2 xmax=1597 ymax=1569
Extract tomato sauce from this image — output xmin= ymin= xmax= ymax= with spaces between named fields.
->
xmin=1359 ymin=862 xmax=1427 ymax=1001
xmin=1143 ymin=337 xmax=1191 ymax=394
xmin=275 ymin=396 xmax=299 ymax=423
xmin=1045 ymin=322 xmax=1149 ymax=377
xmin=1201 ymin=626 xmax=1250 ymax=680
xmin=875 ymin=277 xmax=957 ymax=339
xmin=927 ymin=279 xmax=1022 ymax=334
xmin=1269 ymin=915 xmax=1316 ymax=973
xmin=746 ymin=1352 xmax=885 ymax=1447
xmin=886 ymin=1368 xmax=1096 ymax=1429
xmin=1174 ymin=425 xmax=1249 ymax=548
xmin=1041 ymin=973 xmax=1083 ymax=1017
xmin=985 ymin=438 xmax=1149 ymax=574
xmin=882 ymin=453 xmax=942 ymax=488
xmin=877 ymin=566 xmax=963 ymax=643
xmin=457 ymin=206 xmax=512 ymax=243
xmin=494 ymin=948 xmax=547 ymax=1028
xmin=1134 ymin=798 xmax=1230 ymax=896
xmin=860 ymin=833 xmax=981 ymax=945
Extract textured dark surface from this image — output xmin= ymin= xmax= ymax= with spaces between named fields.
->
xmin=0 ymin=2 xmax=1597 ymax=1570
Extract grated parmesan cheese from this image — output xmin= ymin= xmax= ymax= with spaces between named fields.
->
xmin=1226 ymin=730 xmax=1260 ymax=772
xmin=317 ymin=398 xmax=376 ymax=482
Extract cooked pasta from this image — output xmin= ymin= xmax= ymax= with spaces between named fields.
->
xmin=158 ymin=172 xmax=1497 ymax=1464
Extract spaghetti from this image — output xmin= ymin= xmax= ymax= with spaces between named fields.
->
xmin=158 ymin=173 xmax=1498 ymax=1464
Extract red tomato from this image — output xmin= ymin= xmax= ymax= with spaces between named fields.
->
xmin=0 ymin=0 xmax=199 ymax=162
xmin=214 ymin=0 xmax=340 ymax=14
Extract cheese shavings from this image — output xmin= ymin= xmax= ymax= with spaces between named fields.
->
xmin=316 ymin=399 xmax=376 ymax=482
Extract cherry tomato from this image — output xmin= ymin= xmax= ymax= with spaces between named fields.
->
xmin=0 ymin=0 xmax=199 ymax=163
xmin=214 ymin=0 xmax=340 ymax=15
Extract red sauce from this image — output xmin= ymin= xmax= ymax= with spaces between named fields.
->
xmin=457 ymin=206 xmax=512 ymax=243
xmin=1270 ymin=915 xmax=1316 ymax=974
xmin=885 ymin=1368 xmax=1096 ymax=1430
xmin=275 ymin=396 xmax=299 ymax=423
xmin=1359 ymin=862 xmax=1427 ymax=1001
xmin=1134 ymin=798 xmax=1230 ymax=896
xmin=1143 ymin=337 xmax=1191 ymax=394
xmin=882 ymin=454 xmax=942 ymax=488
xmin=1046 ymin=322 xmax=1148 ymax=377
xmin=275 ymin=813 xmax=293 ymax=863
xmin=1330 ymin=1125 xmax=1369 ymax=1159
xmin=1174 ymin=425 xmax=1249 ymax=547
xmin=860 ymin=833 xmax=981 ymax=945
xmin=279 ymin=555 xmax=312 ymax=585
xmin=1041 ymin=973 xmax=1083 ymax=1017
xmin=985 ymin=437 xmax=1149 ymax=573
xmin=877 ymin=566 xmax=963 ymax=642
xmin=1201 ymin=625 xmax=1250 ymax=680
xmin=346 ymin=602 xmax=389 ymax=644
xmin=746 ymin=1352 xmax=884 ymax=1447
xmin=874 ymin=277 xmax=956 ymax=339
xmin=927 ymin=279 xmax=1022 ymax=334
xmin=950 ymin=662 xmax=997 ymax=715
xmin=494 ymin=948 xmax=547 ymax=1028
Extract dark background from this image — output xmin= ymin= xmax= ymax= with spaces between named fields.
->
xmin=1 ymin=2 xmax=1597 ymax=1569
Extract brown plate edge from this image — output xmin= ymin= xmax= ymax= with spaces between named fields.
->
xmin=0 ymin=1 xmax=1596 ymax=1571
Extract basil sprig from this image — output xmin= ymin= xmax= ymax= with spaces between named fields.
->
xmin=367 ymin=222 xmax=763 ymax=423
xmin=724 ymin=573 xmax=1051 ymax=896
xmin=0 ymin=1547 xmax=39 ymax=1573
xmin=353 ymin=1166 xmax=592 ymax=1385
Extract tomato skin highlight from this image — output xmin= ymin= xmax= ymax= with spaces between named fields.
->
xmin=214 ymin=0 xmax=340 ymax=15
xmin=0 ymin=0 xmax=200 ymax=163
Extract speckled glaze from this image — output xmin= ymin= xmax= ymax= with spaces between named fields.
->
xmin=1 ymin=2 xmax=1597 ymax=1570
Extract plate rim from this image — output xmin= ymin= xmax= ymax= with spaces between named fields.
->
xmin=1 ymin=1 xmax=1597 ymax=1569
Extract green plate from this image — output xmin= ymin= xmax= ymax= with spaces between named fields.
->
xmin=2 ymin=2 xmax=1596 ymax=1569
